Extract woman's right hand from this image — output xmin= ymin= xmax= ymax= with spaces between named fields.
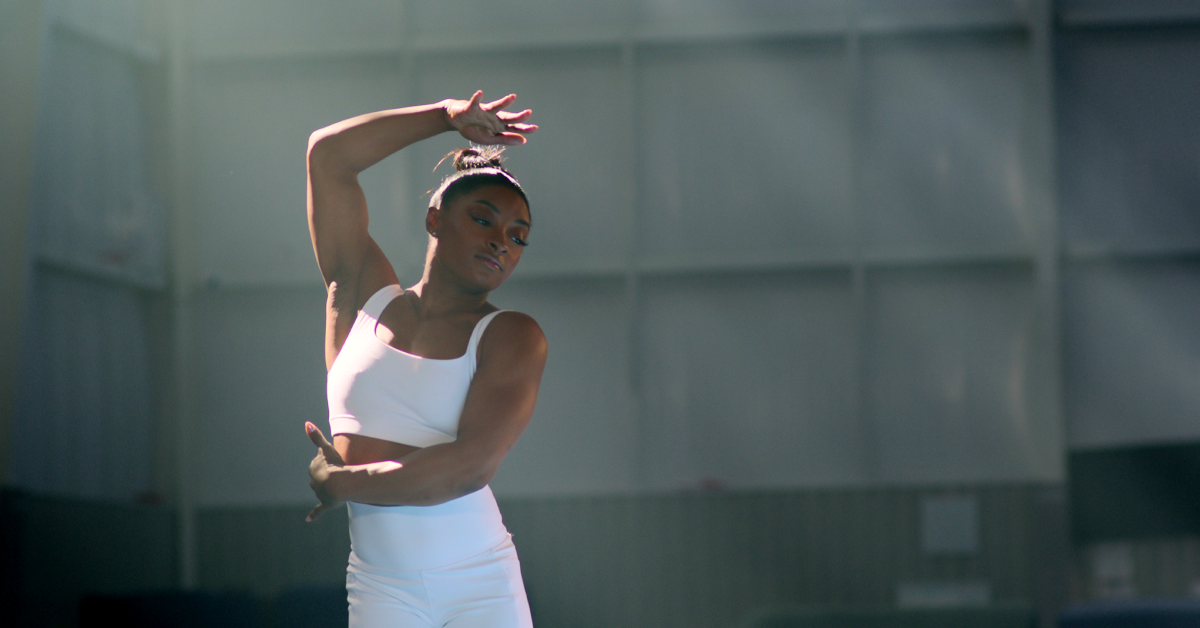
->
xmin=445 ymin=91 xmax=537 ymax=146
xmin=305 ymin=422 xmax=347 ymax=521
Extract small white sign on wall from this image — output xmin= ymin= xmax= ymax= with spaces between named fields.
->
xmin=921 ymin=494 xmax=979 ymax=555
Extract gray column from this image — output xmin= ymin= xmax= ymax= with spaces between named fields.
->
xmin=0 ymin=0 xmax=44 ymax=482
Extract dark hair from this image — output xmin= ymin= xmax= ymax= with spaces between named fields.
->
xmin=429 ymin=146 xmax=529 ymax=214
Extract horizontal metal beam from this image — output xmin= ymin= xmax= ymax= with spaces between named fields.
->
xmin=1059 ymin=0 xmax=1200 ymax=27
xmin=53 ymin=16 xmax=161 ymax=64
xmin=192 ymin=5 xmax=1028 ymax=64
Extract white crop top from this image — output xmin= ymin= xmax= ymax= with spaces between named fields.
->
xmin=327 ymin=284 xmax=503 ymax=447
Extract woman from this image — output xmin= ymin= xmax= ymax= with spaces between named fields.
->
xmin=302 ymin=91 xmax=545 ymax=628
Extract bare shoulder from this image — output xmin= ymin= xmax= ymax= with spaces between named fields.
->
xmin=479 ymin=310 xmax=548 ymax=368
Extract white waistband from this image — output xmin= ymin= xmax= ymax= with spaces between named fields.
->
xmin=347 ymin=485 xmax=509 ymax=572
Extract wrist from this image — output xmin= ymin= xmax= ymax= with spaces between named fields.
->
xmin=326 ymin=465 xmax=355 ymax=501
xmin=334 ymin=461 xmax=402 ymax=503
xmin=438 ymin=100 xmax=456 ymax=132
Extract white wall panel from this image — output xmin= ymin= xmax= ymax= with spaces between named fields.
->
xmin=489 ymin=278 xmax=637 ymax=495
xmin=861 ymin=33 xmax=1031 ymax=253
xmin=189 ymin=0 xmax=403 ymax=59
xmin=1065 ymin=261 xmax=1200 ymax=449
xmin=1058 ymin=27 xmax=1200 ymax=251
xmin=638 ymin=41 xmax=854 ymax=263
xmin=410 ymin=50 xmax=630 ymax=273
xmin=639 ymin=271 xmax=862 ymax=489
xmin=865 ymin=266 xmax=1049 ymax=483
xmin=191 ymin=59 xmax=410 ymax=286
xmin=192 ymin=287 xmax=328 ymax=506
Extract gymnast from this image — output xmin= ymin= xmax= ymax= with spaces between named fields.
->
xmin=303 ymin=91 xmax=545 ymax=627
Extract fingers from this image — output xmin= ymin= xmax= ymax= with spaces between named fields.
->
xmin=482 ymin=93 xmax=517 ymax=112
xmin=496 ymin=108 xmax=533 ymax=123
xmin=306 ymin=422 xmax=332 ymax=449
xmin=471 ymin=131 xmax=526 ymax=146
xmin=466 ymin=90 xmax=483 ymax=109
xmin=306 ymin=502 xmax=327 ymax=522
xmin=494 ymin=133 xmax=528 ymax=146
xmin=451 ymin=92 xmax=535 ymax=145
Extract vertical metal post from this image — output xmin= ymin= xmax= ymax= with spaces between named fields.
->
xmin=1027 ymin=0 xmax=1064 ymax=481
xmin=620 ymin=33 xmax=645 ymax=487
xmin=1026 ymin=0 xmax=1069 ymax=625
xmin=846 ymin=2 xmax=878 ymax=482
xmin=166 ymin=0 xmax=197 ymax=590
xmin=396 ymin=0 xmax=420 ymax=280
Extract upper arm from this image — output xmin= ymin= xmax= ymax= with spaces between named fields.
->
xmin=308 ymin=131 xmax=399 ymax=366
xmin=453 ymin=313 xmax=548 ymax=481
xmin=307 ymin=131 xmax=397 ymax=290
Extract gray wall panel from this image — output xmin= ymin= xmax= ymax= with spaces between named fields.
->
xmin=866 ymin=265 xmax=1049 ymax=482
xmin=192 ymin=484 xmax=1050 ymax=627
xmin=638 ymin=41 xmax=854 ymax=261
xmin=489 ymin=277 xmax=638 ymax=495
xmin=1058 ymin=27 xmax=1200 ymax=251
xmin=190 ymin=0 xmax=404 ymax=58
xmin=410 ymin=49 xmax=631 ymax=273
xmin=861 ymin=33 xmax=1032 ymax=252
xmin=196 ymin=503 xmax=349 ymax=594
xmin=409 ymin=0 xmax=627 ymax=37
xmin=192 ymin=286 xmax=328 ymax=506
xmin=639 ymin=271 xmax=862 ymax=489
xmin=1064 ymin=260 xmax=1200 ymax=449
xmin=191 ymin=58 xmax=408 ymax=286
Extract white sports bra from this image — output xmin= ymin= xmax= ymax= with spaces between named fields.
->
xmin=327 ymin=284 xmax=504 ymax=447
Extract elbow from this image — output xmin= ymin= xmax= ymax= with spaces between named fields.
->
xmin=455 ymin=462 xmax=499 ymax=498
xmin=307 ymin=128 xmax=362 ymax=176
xmin=307 ymin=128 xmax=334 ymax=163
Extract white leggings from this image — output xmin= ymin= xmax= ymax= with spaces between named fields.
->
xmin=347 ymin=535 xmax=533 ymax=628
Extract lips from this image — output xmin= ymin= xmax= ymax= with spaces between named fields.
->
xmin=476 ymin=254 xmax=504 ymax=272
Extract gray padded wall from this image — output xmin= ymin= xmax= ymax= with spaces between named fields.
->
xmin=1057 ymin=17 xmax=1200 ymax=450
xmin=170 ymin=0 xmax=1065 ymax=505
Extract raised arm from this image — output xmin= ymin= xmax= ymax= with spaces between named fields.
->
xmin=307 ymin=92 xmax=536 ymax=367
xmin=306 ymin=312 xmax=547 ymax=515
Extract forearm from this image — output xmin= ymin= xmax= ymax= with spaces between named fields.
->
xmin=305 ymin=102 xmax=451 ymax=285
xmin=328 ymin=442 xmax=495 ymax=507
xmin=307 ymin=101 xmax=453 ymax=174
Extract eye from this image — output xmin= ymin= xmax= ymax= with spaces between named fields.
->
xmin=511 ymin=236 xmax=528 ymax=247
xmin=473 ymin=217 xmax=490 ymax=227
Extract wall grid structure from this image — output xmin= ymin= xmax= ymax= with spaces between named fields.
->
xmin=12 ymin=0 xmax=1200 ymax=613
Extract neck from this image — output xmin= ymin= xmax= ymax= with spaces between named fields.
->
xmin=411 ymin=261 xmax=490 ymax=318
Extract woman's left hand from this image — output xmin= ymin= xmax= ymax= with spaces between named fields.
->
xmin=445 ymin=91 xmax=537 ymax=146
xmin=305 ymin=422 xmax=346 ymax=521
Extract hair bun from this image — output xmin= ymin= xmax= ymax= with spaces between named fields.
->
xmin=450 ymin=146 xmax=506 ymax=172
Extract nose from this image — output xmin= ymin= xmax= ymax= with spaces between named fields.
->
xmin=488 ymin=231 xmax=508 ymax=254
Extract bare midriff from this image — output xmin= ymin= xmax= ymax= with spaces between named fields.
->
xmin=335 ymin=433 xmax=421 ymax=466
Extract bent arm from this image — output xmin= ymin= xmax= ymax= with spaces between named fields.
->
xmin=307 ymin=94 xmax=536 ymax=369
xmin=307 ymin=103 xmax=455 ymax=367
xmin=321 ymin=313 xmax=548 ymax=506
xmin=307 ymin=102 xmax=452 ymax=287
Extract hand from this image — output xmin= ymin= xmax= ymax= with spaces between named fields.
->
xmin=445 ymin=91 xmax=537 ymax=146
xmin=305 ymin=422 xmax=346 ymax=522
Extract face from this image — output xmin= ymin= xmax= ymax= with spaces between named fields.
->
xmin=426 ymin=184 xmax=531 ymax=292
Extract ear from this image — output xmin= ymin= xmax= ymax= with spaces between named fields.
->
xmin=425 ymin=207 xmax=439 ymax=237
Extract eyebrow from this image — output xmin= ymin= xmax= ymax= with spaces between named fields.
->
xmin=474 ymin=199 xmax=531 ymax=228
